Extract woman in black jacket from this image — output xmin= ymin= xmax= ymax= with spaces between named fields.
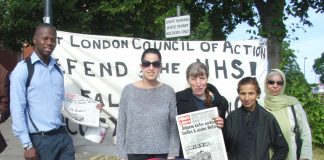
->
xmin=176 ymin=62 xmax=229 ymax=158
xmin=224 ymin=77 xmax=288 ymax=160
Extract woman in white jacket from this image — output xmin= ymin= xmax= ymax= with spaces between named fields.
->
xmin=264 ymin=69 xmax=312 ymax=160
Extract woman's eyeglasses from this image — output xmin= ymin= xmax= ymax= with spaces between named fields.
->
xmin=141 ymin=60 xmax=161 ymax=68
xmin=267 ymin=80 xmax=284 ymax=86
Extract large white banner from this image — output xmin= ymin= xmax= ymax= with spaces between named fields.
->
xmin=52 ymin=31 xmax=268 ymax=155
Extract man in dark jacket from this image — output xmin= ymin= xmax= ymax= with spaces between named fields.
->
xmin=0 ymin=64 xmax=10 ymax=153
xmin=225 ymin=77 xmax=288 ymax=160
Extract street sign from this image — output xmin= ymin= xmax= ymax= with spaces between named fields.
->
xmin=165 ymin=15 xmax=190 ymax=38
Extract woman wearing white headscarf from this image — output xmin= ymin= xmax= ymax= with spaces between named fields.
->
xmin=264 ymin=69 xmax=312 ymax=160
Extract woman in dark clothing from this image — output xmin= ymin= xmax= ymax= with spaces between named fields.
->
xmin=177 ymin=83 xmax=228 ymax=119
xmin=176 ymin=62 xmax=229 ymax=158
xmin=224 ymin=77 xmax=288 ymax=160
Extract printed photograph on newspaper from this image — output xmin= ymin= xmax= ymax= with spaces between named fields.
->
xmin=176 ymin=107 xmax=228 ymax=160
xmin=62 ymin=92 xmax=100 ymax=127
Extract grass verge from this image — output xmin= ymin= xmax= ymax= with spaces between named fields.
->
xmin=314 ymin=145 xmax=324 ymax=160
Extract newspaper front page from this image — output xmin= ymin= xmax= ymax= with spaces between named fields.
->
xmin=62 ymin=93 xmax=100 ymax=127
xmin=176 ymin=107 xmax=228 ymax=160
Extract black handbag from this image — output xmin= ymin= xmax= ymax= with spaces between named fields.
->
xmin=0 ymin=131 xmax=7 ymax=153
xmin=291 ymin=105 xmax=302 ymax=159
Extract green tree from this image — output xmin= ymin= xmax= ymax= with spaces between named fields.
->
xmin=313 ymin=52 xmax=324 ymax=83
xmin=280 ymin=41 xmax=310 ymax=99
xmin=192 ymin=0 xmax=323 ymax=69
xmin=280 ymin=41 xmax=324 ymax=146
xmin=0 ymin=0 xmax=323 ymax=70
xmin=0 ymin=0 xmax=94 ymax=52
xmin=0 ymin=0 xmax=195 ymax=51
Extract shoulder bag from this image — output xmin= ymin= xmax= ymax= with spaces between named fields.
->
xmin=291 ymin=105 xmax=302 ymax=159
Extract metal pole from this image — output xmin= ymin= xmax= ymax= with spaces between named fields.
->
xmin=303 ymin=57 xmax=307 ymax=77
xmin=314 ymin=73 xmax=316 ymax=83
xmin=177 ymin=4 xmax=181 ymax=16
xmin=43 ymin=0 xmax=53 ymax=24
xmin=177 ymin=4 xmax=180 ymax=41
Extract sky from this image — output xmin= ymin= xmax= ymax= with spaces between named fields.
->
xmin=227 ymin=9 xmax=323 ymax=84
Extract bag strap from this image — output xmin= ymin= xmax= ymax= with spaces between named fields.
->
xmin=27 ymin=110 xmax=39 ymax=131
xmin=25 ymin=57 xmax=39 ymax=132
xmin=25 ymin=57 xmax=62 ymax=87
xmin=291 ymin=105 xmax=299 ymax=133
xmin=25 ymin=57 xmax=62 ymax=132
xmin=25 ymin=57 xmax=34 ymax=88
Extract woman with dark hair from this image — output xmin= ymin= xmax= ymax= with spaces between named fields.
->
xmin=264 ymin=69 xmax=312 ymax=160
xmin=117 ymin=48 xmax=179 ymax=160
xmin=176 ymin=62 xmax=228 ymax=158
xmin=225 ymin=77 xmax=288 ymax=160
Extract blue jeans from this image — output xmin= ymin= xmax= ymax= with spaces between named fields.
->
xmin=30 ymin=129 xmax=75 ymax=160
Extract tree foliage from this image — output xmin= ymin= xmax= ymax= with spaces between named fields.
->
xmin=313 ymin=52 xmax=324 ymax=83
xmin=0 ymin=0 xmax=323 ymax=70
xmin=280 ymin=41 xmax=324 ymax=146
xmin=1 ymin=0 xmax=323 ymax=146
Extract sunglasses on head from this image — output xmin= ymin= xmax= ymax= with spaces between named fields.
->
xmin=141 ymin=60 xmax=161 ymax=68
xmin=267 ymin=80 xmax=284 ymax=86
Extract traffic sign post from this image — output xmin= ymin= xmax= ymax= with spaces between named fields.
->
xmin=165 ymin=15 xmax=190 ymax=38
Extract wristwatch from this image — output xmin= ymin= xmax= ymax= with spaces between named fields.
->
xmin=23 ymin=142 xmax=33 ymax=150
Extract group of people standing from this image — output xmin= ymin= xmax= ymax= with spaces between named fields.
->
xmin=0 ymin=23 xmax=312 ymax=160
xmin=116 ymin=47 xmax=312 ymax=160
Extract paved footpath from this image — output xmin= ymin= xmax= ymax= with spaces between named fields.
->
xmin=0 ymin=118 xmax=117 ymax=160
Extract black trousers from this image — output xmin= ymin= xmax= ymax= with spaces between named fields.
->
xmin=127 ymin=153 xmax=168 ymax=160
